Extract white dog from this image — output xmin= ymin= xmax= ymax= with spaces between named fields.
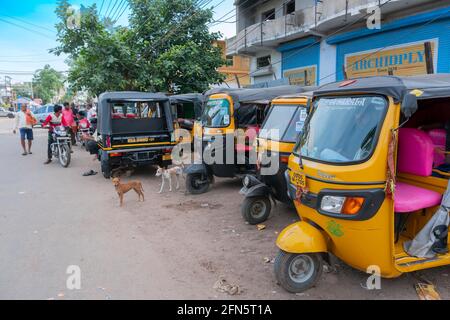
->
xmin=155 ymin=166 xmax=183 ymax=193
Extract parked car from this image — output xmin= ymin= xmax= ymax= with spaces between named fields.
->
xmin=0 ymin=107 xmax=15 ymax=118
xmin=34 ymin=104 xmax=55 ymax=126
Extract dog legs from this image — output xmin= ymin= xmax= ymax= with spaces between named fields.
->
xmin=175 ymin=174 xmax=180 ymax=190
xmin=119 ymin=193 xmax=124 ymax=207
xmin=158 ymin=177 xmax=165 ymax=193
xmin=168 ymin=176 xmax=172 ymax=192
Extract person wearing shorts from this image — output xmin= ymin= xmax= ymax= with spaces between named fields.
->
xmin=13 ymin=104 xmax=36 ymax=156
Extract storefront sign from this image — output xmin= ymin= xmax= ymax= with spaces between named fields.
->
xmin=345 ymin=40 xmax=438 ymax=78
xmin=283 ymin=65 xmax=317 ymax=86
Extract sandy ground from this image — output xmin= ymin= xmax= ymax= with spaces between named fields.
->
xmin=0 ymin=118 xmax=448 ymax=300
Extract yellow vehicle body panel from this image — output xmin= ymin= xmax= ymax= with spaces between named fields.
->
xmin=285 ymin=97 xmax=405 ymax=278
xmin=276 ymin=221 xmax=328 ymax=254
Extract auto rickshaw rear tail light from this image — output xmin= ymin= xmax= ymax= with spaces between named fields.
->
xmin=342 ymin=197 xmax=365 ymax=215
xmin=106 ymin=136 xmax=111 ymax=148
xmin=110 ymin=152 xmax=123 ymax=157
xmin=280 ymin=155 xmax=289 ymax=163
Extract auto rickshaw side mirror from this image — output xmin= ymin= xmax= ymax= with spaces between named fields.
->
xmin=401 ymin=93 xmax=418 ymax=118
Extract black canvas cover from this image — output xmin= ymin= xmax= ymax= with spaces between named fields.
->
xmin=169 ymin=93 xmax=205 ymax=118
xmin=314 ymin=74 xmax=450 ymax=117
xmin=204 ymin=85 xmax=314 ymax=110
xmin=98 ymin=92 xmax=172 ymax=135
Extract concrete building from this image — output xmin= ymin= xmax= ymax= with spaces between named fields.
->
xmin=226 ymin=0 xmax=450 ymax=86
xmin=214 ymin=40 xmax=251 ymax=88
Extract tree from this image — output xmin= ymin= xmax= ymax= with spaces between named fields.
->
xmin=12 ymin=83 xmax=33 ymax=98
xmin=32 ymin=65 xmax=65 ymax=104
xmin=53 ymin=0 xmax=225 ymax=95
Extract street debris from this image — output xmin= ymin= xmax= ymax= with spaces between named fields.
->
xmin=415 ymin=283 xmax=441 ymax=300
xmin=256 ymin=224 xmax=266 ymax=231
xmin=213 ymin=276 xmax=240 ymax=295
xmin=57 ymin=293 xmax=65 ymax=298
xmin=263 ymin=257 xmax=271 ymax=263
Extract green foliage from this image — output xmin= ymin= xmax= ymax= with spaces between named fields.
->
xmin=12 ymin=83 xmax=33 ymax=98
xmin=53 ymin=0 xmax=225 ymax=96
xmin=32 ymin=65 xmax=65 ymax=104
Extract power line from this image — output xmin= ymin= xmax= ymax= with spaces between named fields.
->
xmin=112 ymin=0 xmax=129 ymax=23
xmin=103 ymin=0 xmax=113 ymax=19
xmin=0 ymin=14 xmax=56 ymax=33
xmin=110 ymin=0 xmax=126 ymax=22
xmin=99 ymin=0 xmax=105 ymax=16
xmin=0 ymin=17 xmax=53 ymax=38
xmin=105 ymin=0 xmax=120 ymax=20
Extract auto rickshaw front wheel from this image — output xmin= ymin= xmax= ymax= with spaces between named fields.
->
xmin=274 ymin=250 xmax=323 ymax=293
xmin=241 ymin=196 xmax=271 ymax=225
xmin=186 ymin=173 xmax=210 ymax=194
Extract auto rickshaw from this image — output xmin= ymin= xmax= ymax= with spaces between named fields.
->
xmin=184 ymin=85 xmax=305 ymax=194
xmin=276 ymin=75 xmax=450 ymax=293
xmin=97 ymin=92 xmax=176 ymax=178
xmin=239 ymin=92 xmax=315 ymax=224
xmin=169 ymin=93 xmax=205 ymax=136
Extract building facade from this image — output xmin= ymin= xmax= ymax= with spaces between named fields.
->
xmin=226 ymin=0 xmax=450 ymax=87
xmin=214 ymin=40 xmax=251 ymax=88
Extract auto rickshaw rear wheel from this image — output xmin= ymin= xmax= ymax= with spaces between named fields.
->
xmin=186 ymin=173 xmax=210 ymax=194
xmin=274 ymin=250 xmax=323 ymax=293
xmin=101 ymin=159 xmax=111 ymax=179
xmin=241 ymin=196 xmax=271 ymax=225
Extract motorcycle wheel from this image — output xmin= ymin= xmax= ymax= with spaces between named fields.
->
xmin=59 ymin=144 xmax=71 ymax=167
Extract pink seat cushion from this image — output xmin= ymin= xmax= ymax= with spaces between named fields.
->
xmin=395 ymin=182 xmax=442 ymax=213
xmin=428 ymin=129 xmax=446 ymax=167
xmin=235 ymin=144 xmax=252 ymax=152
xmin=398 ymin=128 xmax=434 ymax=176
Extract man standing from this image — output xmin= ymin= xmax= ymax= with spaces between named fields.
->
xmin=62 ymin=102 xmax=77 ymax=146
xmin=13 ymin=104 xmax=36 ymax=156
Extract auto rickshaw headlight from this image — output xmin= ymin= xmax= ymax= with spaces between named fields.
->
xmin=320 ymin=196 xmax=346 ymax=214
xmin=320 ymin=196 xmax=365 ymax=215
xmin=244 ymin=176 xmax=251 ymax=188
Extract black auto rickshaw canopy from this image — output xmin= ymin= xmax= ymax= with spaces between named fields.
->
xmin=97 ymin=91 xmax=173 ymax=135
xmin=204 ymin=85 xmax=317 ymax=127
xmin=313 ymin=74 xmax=450 ymax=117
xmin=169 ymin=93 xmax=205 ymax=120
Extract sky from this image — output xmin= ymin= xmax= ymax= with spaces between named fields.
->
xmin=0 ymin=0 xmax=236 ymax=84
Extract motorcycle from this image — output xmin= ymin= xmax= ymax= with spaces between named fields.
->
xmin=51 ymin=126 xmax=71 ymax=167
xmin=76 ymin=119 xmax=91 ymax=147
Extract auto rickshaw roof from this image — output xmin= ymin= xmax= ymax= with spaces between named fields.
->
xmin=273 ymin=89 xmax=316 ymax=100
xmin=314 ymin=74 xmax=450 ymax=117
xmin=168 ymin=93 xmax=205 ymax=105
xmin=99 ymin=91 xmax=169 ymax=104
xmin=204 ymin=85 xmax=313 ymax=108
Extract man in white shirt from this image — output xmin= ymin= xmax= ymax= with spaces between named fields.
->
xmin=13 ymin=104 xmax=36 ymax=156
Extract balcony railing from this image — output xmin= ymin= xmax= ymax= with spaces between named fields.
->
xmin=226 ymin=0 xmax=397 ymax=55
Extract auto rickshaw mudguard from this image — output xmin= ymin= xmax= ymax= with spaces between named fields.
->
xmin=240 ymin=183 xmax=271 ymax=198
xmin=184 ymin=163 xmax=210 ymax=175
xmin=276 ymin=221 xmax=328 ymax=254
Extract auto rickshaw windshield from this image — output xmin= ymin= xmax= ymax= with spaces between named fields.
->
xmin=201 ymin=98 xmax=231 ymax=127
xmin=296 ymin=96 xmax=388 ymax=163
xmin=259 ymin=104 xmax=308 ymax=142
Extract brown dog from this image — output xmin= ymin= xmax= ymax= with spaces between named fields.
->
xmin=112 ymin=177 xmax=145 ymax=206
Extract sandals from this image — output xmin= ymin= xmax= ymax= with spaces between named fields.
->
xmin=22 ymin=152 xmax=27 ymax=156
xmin=82 ymin=170 xmax=98 ymax=176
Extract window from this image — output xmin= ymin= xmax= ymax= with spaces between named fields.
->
xmin=257 ymin=55 xmax=271 ymax=69
xmin=201 ymin=99 xmax=231 ymax=127
xmin=111 ymin=101 xmax=163 ymax=119
xmin=262 ymin=8 xmax=275 ymax=21
xmin=260 ymin=105 xmax=308 ymax=142
xmin=296 ymin=96 xmax=388 ymax=164
xmin=284 ymin=0 xmax=296 ymax=15
xmin=226 ymin=55 xmax=234 ymax=67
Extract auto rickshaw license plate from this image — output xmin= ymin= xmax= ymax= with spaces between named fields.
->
xmin=290 ymin=172 xmax=306 ymax=188
xmin=162 ymin=154 xmax=171 ymax=161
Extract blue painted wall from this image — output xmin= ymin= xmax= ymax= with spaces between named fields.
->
xmin=278 ymin=37 xmax=320 ymax=84
xmin=332 ymin=11 xmax=450 ymax=80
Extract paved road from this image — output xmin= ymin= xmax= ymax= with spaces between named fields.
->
xmin=0 ymin=118 xmax=448 ymax=300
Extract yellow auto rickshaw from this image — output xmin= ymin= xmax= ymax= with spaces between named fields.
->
xmin=239 ymin=92 xmax=315 ymax=224
xmin=185 ymin=86 xmax=305 ymax=194
xmin=276 ymin=75 xmax=450 ymax=293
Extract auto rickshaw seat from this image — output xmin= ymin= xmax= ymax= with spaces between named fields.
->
xmin=235 ymin=125 xmax=260 ymax=153
xmin=395 ymin=128 xmax=442 ymax=213
xmin=428 ymin=129 xmax=446 ymax=167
